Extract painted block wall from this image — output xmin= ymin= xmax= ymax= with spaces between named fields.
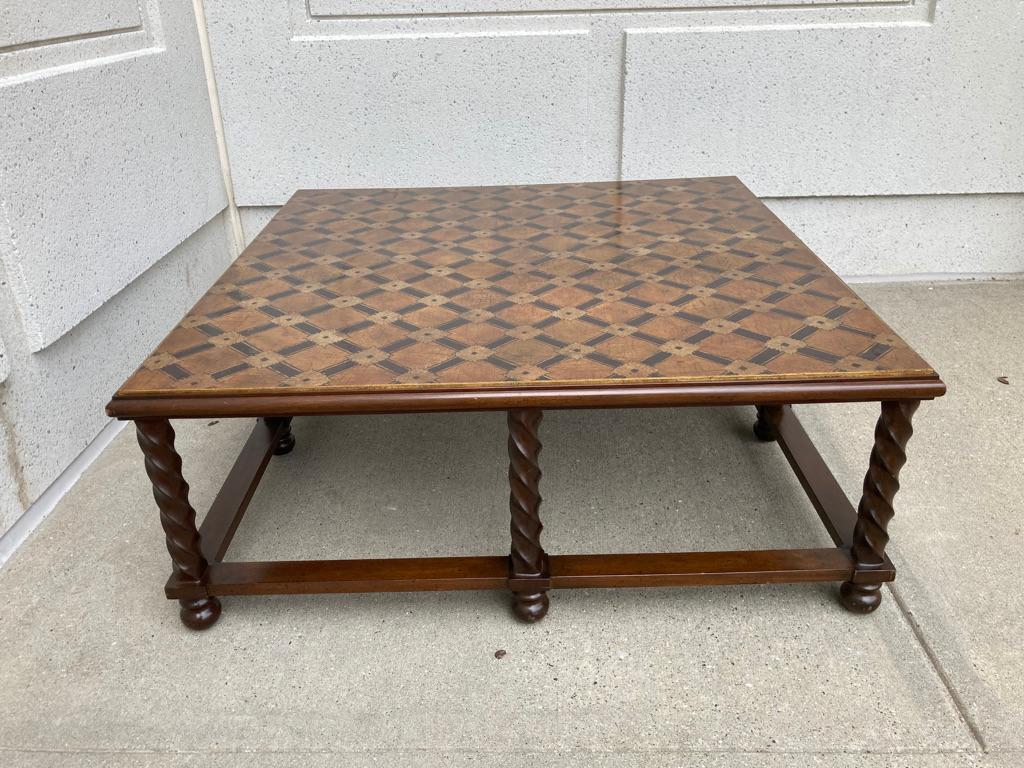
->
xmin=209 ymin=0 xmax=1024 ymax=276
xmin=2 ymin=1 xmax=1024 ymax=546
xmin=0 ymin=1 xmax=233 ymax=538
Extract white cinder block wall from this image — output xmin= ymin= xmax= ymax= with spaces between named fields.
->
xmin=0 ymin=1 xmax=236 ymax=543
xmin=211 ymin=0 xmax=1024 ymax=272
xmin=1 ymin=0 xmax=1023 ymax=545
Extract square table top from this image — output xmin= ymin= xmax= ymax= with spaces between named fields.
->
xmin=109 ymin=177 xmax=941 ymax=417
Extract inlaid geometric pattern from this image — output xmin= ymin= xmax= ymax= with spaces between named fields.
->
xmin=118 ymin=177 xmax=933 ymax=397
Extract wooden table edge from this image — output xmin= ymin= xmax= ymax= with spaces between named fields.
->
xmin=106 ymin=374 xmax=945 ymax=419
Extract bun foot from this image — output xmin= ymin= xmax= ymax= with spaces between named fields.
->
xmin=839 ymin=581 xmax=882 ymax=614
xmin=179 ymin=596 xmax=222 ymax=629
xmin=274 ymin=431 xmax=296 ymax=456
xmin=753 ymin=405 xmax=782 ymax=442
xmin=267 ymin=417 xmax=295 ymax=455
xmin=512 ymin=591 xmax=549 ymax=622
xmin=752 ymin=420 xmax=777 ymax=442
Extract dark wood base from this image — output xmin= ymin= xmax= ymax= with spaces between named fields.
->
xmin=179 ymin=596 xmax=222 ymax=629
xmin=165 ymin=548 xmax=890 ymax=600
xmin=138 ymin=404 xmax=919 ymax=628
xmin=753 ymin=405 xmax=782 ymax=442
xmin=266 ymin=417 xmax=295 ymax=456
xmin=512 ymin=591 xmax=550 ymax=622
xmin=839 ymin=580 xmax=883 ymax=613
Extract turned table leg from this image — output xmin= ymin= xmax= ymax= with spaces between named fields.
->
xmin=753 ymin=405 xmax=783 ymax=442
xmin=135 ymin=419 xmax=221 ymax=630
xmin=266 ymin=417 xmax=295 ymax=456
xmin=507 ymin=408 xmax=549 ymax=622
xmin=840 ymin=400 xmax=920 ymax=613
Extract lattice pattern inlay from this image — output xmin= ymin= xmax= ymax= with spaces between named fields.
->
xmin=119 ymin=177 xmax=933 ymax=396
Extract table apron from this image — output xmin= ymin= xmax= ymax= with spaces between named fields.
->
xmin=108 ymin=378 xmax=944 ymax=419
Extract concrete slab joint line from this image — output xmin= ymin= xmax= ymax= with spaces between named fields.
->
xmin=888 ymin=583 xmax=988 ymax=752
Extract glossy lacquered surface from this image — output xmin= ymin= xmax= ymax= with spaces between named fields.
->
xmin=108 ymin=177 xmax=939 ymax=418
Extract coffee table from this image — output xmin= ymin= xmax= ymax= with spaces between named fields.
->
xmin=107 ymin=177 xmax=944 ymax=630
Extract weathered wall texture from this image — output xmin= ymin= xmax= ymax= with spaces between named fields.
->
xmin=208 ymin=0 xmax=1024 ymax=274
xmin=0 ymin=1 xmax=233 ymax=536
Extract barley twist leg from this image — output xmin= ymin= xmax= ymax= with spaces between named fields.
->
xmin=507 ymin=409 xmax=549 ymax=622
xmin=840 ymin=400 xmax=920 ymax=613
xmin=136 ymin=419 xmax=221 ymax=629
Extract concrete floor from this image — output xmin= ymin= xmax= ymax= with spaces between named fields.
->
xmin=1 ymin=281 xmax=1022 ymax=767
